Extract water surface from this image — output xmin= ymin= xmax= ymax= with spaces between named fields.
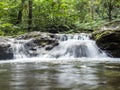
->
xmin=0 ymin=58 xmax=120 ymax=90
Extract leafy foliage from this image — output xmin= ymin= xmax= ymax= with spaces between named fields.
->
xmin=0 ymin=0 xmax=120 ymax=35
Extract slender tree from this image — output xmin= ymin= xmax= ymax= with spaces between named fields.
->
xmin=16 ymin=0 xmax=25 ymax=24
xmin=108 ymin=0 xmax=113 ymax=21
xmin=28 ymin=0 xmax=33 ymax=31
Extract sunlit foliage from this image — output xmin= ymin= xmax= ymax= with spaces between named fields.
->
xmin=0 ymin=0 xmax=120 ymax=35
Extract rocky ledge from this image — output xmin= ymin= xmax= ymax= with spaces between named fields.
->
xmin=92 ymin=20 xmax=120 ymax=57
xmin=0 ymin=32 xmax=60 ymax=60
xmin=0 ymin=32 xmax=59 ymax=60
xmin=19 ymin=32 xmax=59 ymax=57
xmin=0 ymin=37 xmax=13 ymax=60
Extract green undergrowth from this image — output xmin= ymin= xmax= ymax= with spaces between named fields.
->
xmin=0 ymin=20 xmax=106 ymax=36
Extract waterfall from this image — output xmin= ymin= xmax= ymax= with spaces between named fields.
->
xmin=10 ymin=39 xmax=28 ymax=59
xmin=41 ymin=33 xmax=107 ymax=58
xmin=11 ymin=33 xmax=108 ymax=59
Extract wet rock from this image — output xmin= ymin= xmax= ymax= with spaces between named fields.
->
xmin=92 ymin=20 xmax=120 ymax=57
xmin=0 ymin=37 xmax=13 ymax=60
xmin=20 ymin=32 xmax=59 ymax=56
xmin=45 ymin=42 xmax=59 ymax=50
xmin=95 ymin=30 xmax=120 ymax=57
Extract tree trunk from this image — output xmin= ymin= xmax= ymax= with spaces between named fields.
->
xmin=16 ymin=0 xmax=24 ymax=24
xmin=91 ymin=6 xmax=94 ymax=20
xmin=108 ymin=0 xmax=112 ymax=21
xmin=28 ymin=0 xmax=33 ymax=31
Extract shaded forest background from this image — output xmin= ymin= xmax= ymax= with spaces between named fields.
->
xmin=0 ymin=0 xmax=120 ymax=35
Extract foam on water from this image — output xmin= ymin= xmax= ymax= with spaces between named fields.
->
xmin=1 ymin=33 xmax=116 ymax=64
xmin=0 ymin=57 xmax=120 ymax=64
xmin=10 ymin=33 xmax=108 ymax=59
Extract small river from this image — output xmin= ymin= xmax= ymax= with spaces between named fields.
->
xmin=0 ymin=58 xmax=120 ymax=90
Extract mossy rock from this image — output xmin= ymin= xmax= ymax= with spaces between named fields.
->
xmin=92 ymin=29 xmax=120 ymax=57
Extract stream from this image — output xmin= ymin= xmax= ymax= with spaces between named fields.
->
xmin=0 ymin=59 xmax=120 ymax=90
xmin=0 ymin=33 xmax=120 ymax=90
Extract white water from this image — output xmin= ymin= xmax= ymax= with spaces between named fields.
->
xmin=10 ymin=39 xmax=28 ymax=58
xmin=10 ymin=33 xmax=108 ymax=60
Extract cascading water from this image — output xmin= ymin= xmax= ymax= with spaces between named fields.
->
xmin=41 ymin=33 xmax=107 ymax=58
xmin=10 ymin=39 xmax=28 ymax=59
xmin=10 ymin=33 xmax=108 ymax=59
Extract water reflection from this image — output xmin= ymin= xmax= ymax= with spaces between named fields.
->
xmin=0 ymin=61 xmax=120 ymax=90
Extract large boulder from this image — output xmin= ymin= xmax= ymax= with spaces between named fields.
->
xmin=0 ymin=37 xmax=13 ymax=60
xmin=16 ymin=32 xmax=59 ymax=57
xmin=24 ymin=37 xmax=59 ymax=56
xmin=92 ymin=20 xmax=120 ymax=57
